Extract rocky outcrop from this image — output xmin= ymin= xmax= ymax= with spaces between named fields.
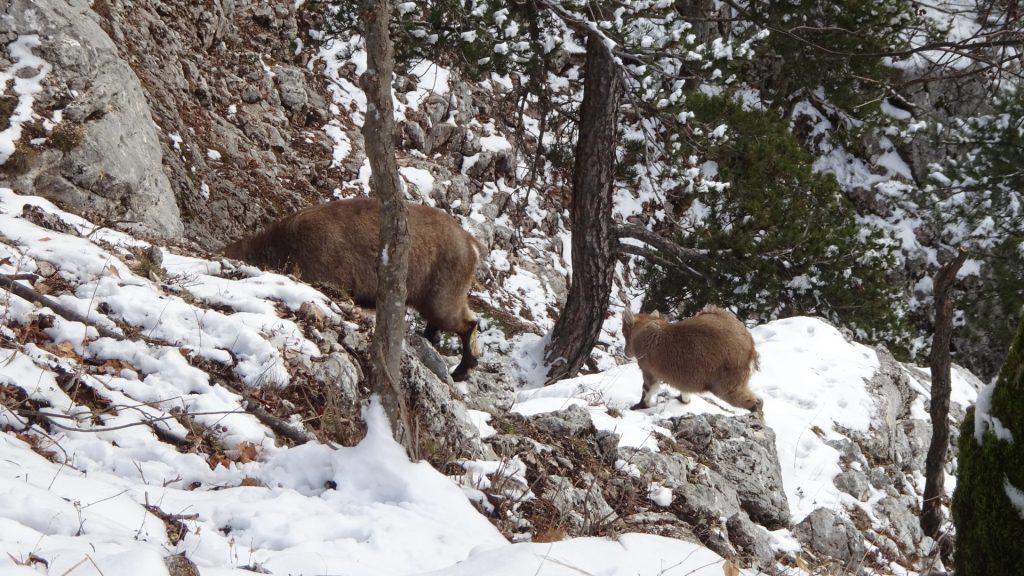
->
xmin=2 ymin=0 xmax=183 ymax=238
xmin=671 ymin=413 xmax=790 ymax=529
xmin=2 ymin=0 xmax=345 ymax=247
xmin=91 ymin=0 xmax=340 ymax=248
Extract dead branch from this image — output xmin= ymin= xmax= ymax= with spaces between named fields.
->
xmin=0 ymin=273 xmax=122 ymax=339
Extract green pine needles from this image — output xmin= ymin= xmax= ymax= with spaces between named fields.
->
xmin=952 ymin=315 xmax=1024 ymax=574
xmin=638 ymin=92 xmax=909 ymax=351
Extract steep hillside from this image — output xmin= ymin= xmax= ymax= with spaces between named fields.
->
xmin=0 ymin=1 xmax=1005 ymax=575
xmin=0 ymin=168 xmax=982 ymax=575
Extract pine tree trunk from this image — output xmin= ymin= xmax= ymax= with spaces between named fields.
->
xmin=920 ymin=248 xmax=967 ymax=538
xmin=543 ymin=33 xmax=621 ymax=384
xmin=361 ymin=0 xmax=413 ymax=449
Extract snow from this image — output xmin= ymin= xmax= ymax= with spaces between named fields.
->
xmin=974 ymin=381 xmax=1014 ymax=444
xmin=1005 ymin=477 xmax=1024 ymax=520
xmin=0 ymin=10 xmax=998 ymax=574
xmin=0 ymin=187 xmax=756 ymax=575
xmin=0 ymin=35 xmax=52 ymax=164
xmin=420 ymin=533 xmax=731 ymax=576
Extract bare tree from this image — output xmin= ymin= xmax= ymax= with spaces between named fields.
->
xmin=543 ymin=32 xmax=622 ymax=383
xmin=921 ymin=247 xmax=968 ymax=538
xmin=361 ymin=0 xmax=413 ymax=448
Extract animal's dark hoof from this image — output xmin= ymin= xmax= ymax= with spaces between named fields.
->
xmin=631 ymin=401 xmax=649 ymax=410
xmin=451 ymin=368 xmax=469 ymax=382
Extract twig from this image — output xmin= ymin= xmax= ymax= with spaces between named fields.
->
xmin=0 ymin=273 xmax=122 ymax=339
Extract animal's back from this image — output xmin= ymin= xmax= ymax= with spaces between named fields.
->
xmin=224 ymin=198 xmax=480 ymax=319
xmin=638 ymin=307 xmax=753 ymax=380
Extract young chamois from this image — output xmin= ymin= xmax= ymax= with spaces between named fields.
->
xmin=623 ymin=306 xmax=762 ymax=414
xmin=223 ymin=198 xmax=484 ymax=381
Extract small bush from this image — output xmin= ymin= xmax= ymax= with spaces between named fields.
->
xmin=48 ymin=121 xmax=85 ymax=152
xmin=2 ymin=141 xmax=39 ymax=176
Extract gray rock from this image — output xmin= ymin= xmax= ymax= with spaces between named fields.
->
xmin=540 ymin=474 xmax=617 ymax=534
xmin=307 ymin=353 xmax=362 ymax=408
xmin=24 ymin=0 xmax=343 ymax=249
xmin=163 ymin=554 xmax=200 ymax=576
xmin=793 ymin=508 xmax=866 ymax=566
xmin=465 ymin=151 xmax=495 ymax=180
xmin=458 ymin=354 xmax=517 ymax=413
xmin=20 ymin=204 xmax=78 ymax=235
xmin=623 ymin=449 xmax=693 ymax=488
xmin=398 ymin=344 xmax=485 ymax=459
xmin=461 ymin=129 xmax=482 ymax=156
xmin=273 ymin=65 xmax=308 ymax=112
xmin=427 ymin=122 xmax=459 ymax=155
xmin=424 ymin=93 xmax=452 ymax=124
xmin=624 ymin=511 xmax=700 ymax=542
xmin=404 ymin=121 xmax=427 ymax=152
xmin=530 ymin=404 xmax=594 ymax=438
xmin=674 ymin=465 xmax=743 ymax=520
xmin=5 ymin=0 xmax=184 ymax=239
xmin=834 ymin=469 xmax=871 ymax=501
xmin=672 ymin=413 xmax=790 ymax=529
xmin=407 ymin=334 xmax=455 ymax=388
xmin=727 ymin=512 xmax=776 ymax=570
xmin=847 ymin=347 xmax=942 ymax=476
xmin=874 ymin=496 xmax=924 ymax=554
xmin=868 ymin=467 xmax=892 ymax=491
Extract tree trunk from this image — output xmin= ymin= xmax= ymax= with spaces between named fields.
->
xmin=921 ymin=247 xmax=968 ymax=538
xmin=543 ymin=33 xmax=621 ymax=384
xmin=361 ymin=0 xmax=413 ymax=450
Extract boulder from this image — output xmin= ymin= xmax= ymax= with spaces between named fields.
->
xmin=793 ymin=508 xmax=866 ymax=565
xmin=4 ymin=0 xmax=183 ymax=238
xmin=672 ymin=413 xmax=791 ymax=529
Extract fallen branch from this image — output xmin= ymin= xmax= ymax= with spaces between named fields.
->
xmin=238 ymin=395 xmax=315 ymax=446
xmin=0 ymin=273 xmax=123 ymax=339
xmin=215 ymin=380 xmax=315 ymax=446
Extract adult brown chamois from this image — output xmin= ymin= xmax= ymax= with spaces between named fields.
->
xmin=223 ymin=198 xmax=484 ymax=381
xmin=623 ymin=306 xmax=762 ymax=414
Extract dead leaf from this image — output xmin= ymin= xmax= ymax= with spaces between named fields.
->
xmin=240 ymin=478 xmax=260 ymax=487
xmin=97 ymin=358 xmax=136 ymax=374
xmin=238 ymin=441 xmax=258 ymax=464
xmin=207 ymin=453 xmax=231 ymax=470
xmin=106 ymin=264 xmax=121 ymax=279
xmin=33 ymin=281 xmax=51 ymax=295
xmin=723 ymin=558 xmax=740 ymax=576
xmin=52 ymin=341 xmax=77 ymax=358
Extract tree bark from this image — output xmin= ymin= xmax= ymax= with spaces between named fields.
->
xmin=921 ymin=247 xmax=968 ymax=538
xmin=543 ymin=33 xmax=621 ymax=384
xmin=360 ymin=0 xmax=413 ymax=451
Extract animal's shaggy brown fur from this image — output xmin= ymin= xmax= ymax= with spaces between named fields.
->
xmin=224 ymin=198 xmax=483 ymax=380
xmin=623 ymin=306 xmax=762 ymax=413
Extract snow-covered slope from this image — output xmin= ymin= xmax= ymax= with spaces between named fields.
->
xmin=1 ymin=188 xmax=980 ymax=575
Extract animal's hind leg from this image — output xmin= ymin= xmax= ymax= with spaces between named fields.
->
xmin=423 ymin=323 xmax=441 ymax=346
xmin=450 ymin=319 xmax=480 ymax=382
xmin=631 ymin=370 xmax=660 ymax=410
xmin=717 ymin=381 xmax=763 ymax=415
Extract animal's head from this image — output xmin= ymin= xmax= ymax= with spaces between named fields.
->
xmin=622 ymin=308 xmax=661 ymax=357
